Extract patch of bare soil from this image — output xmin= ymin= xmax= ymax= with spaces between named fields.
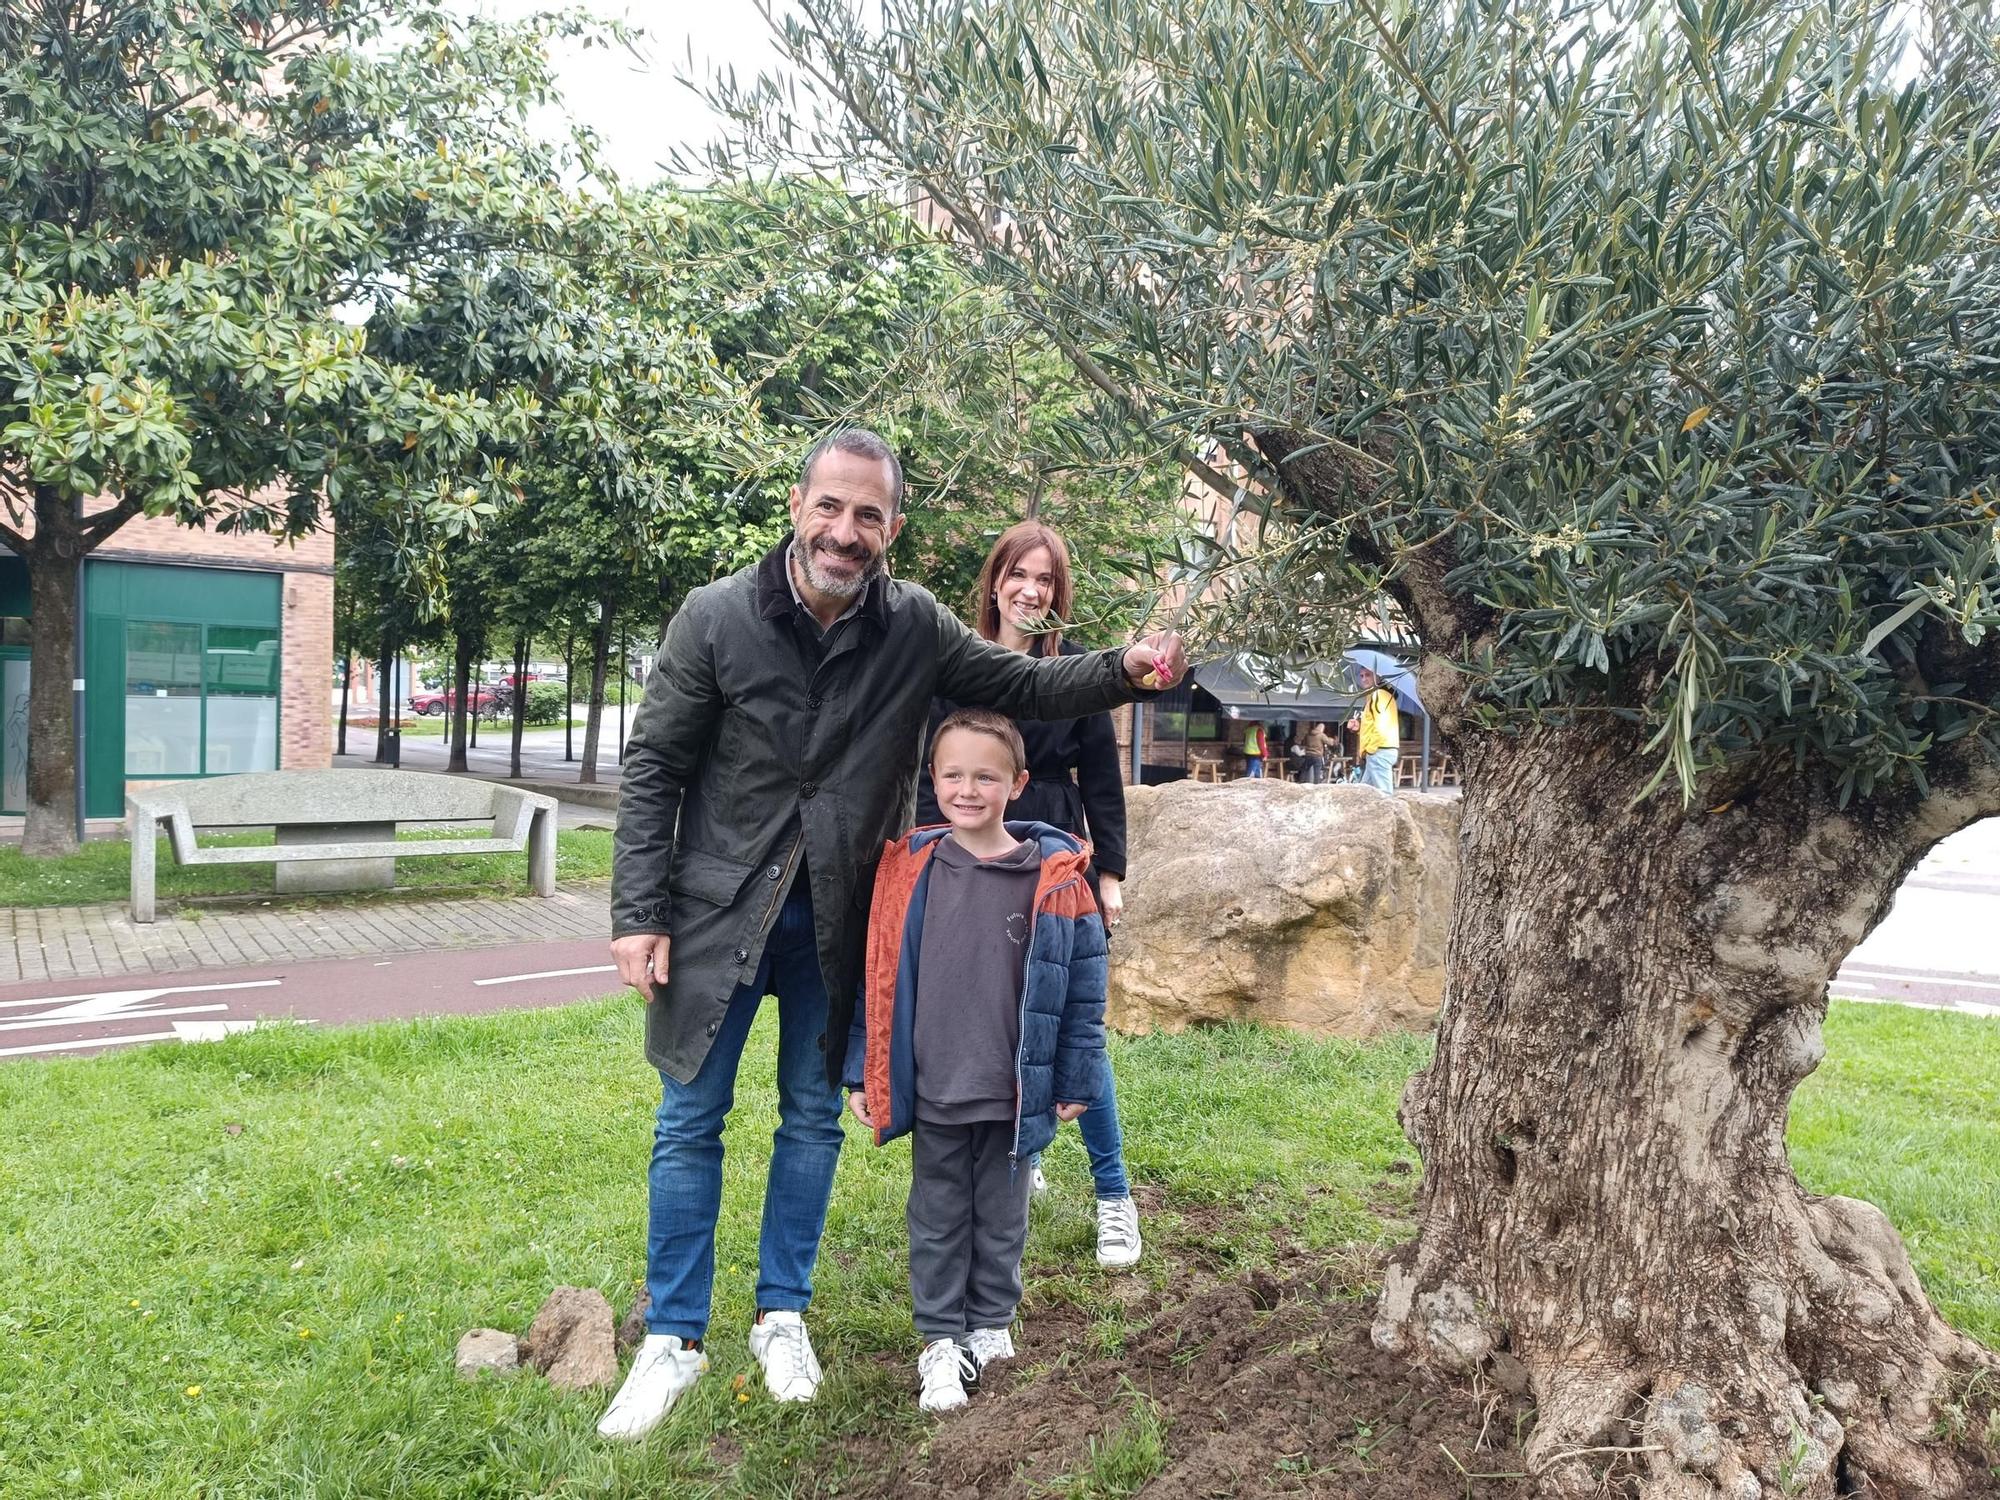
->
xmin=836 ymin=1213 xmax=1537 ymax=1499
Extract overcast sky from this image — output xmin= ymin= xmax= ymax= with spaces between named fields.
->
xmin=461 ymin=2 xmax=792 ymax=186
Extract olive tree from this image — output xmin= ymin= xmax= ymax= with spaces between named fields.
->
xmin=710 ymin=1 xmax=2000 ymax=1494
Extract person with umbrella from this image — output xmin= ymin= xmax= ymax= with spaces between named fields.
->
xmin=1347 ymin=668 xmax=1402 ymax=792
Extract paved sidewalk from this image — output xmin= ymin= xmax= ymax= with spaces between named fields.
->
xmin=1 ymin=882 xmax=612 ymax=985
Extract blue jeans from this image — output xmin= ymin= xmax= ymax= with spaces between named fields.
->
xmin=644 ymin=881 xmax=845 ymax=1342
xmin=1355 ymin=748 xmax=1397 ymax=792
xmin=1031 ymin=1055 xmax=1131 ymax=1200
xmin=1243 ymin=756 xmax=1264 ymax=779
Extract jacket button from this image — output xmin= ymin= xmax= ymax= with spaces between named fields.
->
xmin=733 ymin=947 xmax=749 ymax=964
xmin=706 ymin=1020 xmax=719 ymax=1037
xmin=807 ymin=694 xmax=823 ymax=709
xmin=800 ymin=781 xmax=818 ymax=799
xmin=766 ymin=865 xmax=782 ymax=880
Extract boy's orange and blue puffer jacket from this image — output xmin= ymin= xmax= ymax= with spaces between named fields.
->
xmin=841 ymin=821 xmax=1109 ymax=1161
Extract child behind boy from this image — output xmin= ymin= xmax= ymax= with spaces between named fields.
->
xmin=844 ymin=708 xmax=1110 ymax=1413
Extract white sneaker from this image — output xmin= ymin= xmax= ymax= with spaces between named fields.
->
xmin=596 ymin=1334 xmax=708 ymax=1441
xmin=748 ymin=1309 xmax=822 ymax=1402
xmin=917 ymin=1337 xmax=976 ymax=1413
xmin=1030 ymin=1165 xmax=1049 ymax=1196
xmin=967 ymin=1326 xmax=1015 ymax=1371
xmin=1095 ymin=1195 xmax=1143 ymax=1269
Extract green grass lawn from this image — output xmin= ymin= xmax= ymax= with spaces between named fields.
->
xmin=0 ymin=1000 xmax=1989 ymax=1499
xmin=0 ymin=827 xmax=613 ymax=908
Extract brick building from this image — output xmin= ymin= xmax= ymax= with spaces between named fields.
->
xmin=0 ymin=503 xmax=333 ymax=819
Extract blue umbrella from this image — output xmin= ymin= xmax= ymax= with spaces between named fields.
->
xmin=1343 ymin=648 xmax=1425 ymax=718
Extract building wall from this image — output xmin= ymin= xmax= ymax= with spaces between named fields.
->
xmin=89 ymin=503 xmax=336 ymax=573
xmin=280 ymin=570 xmax=332 ymax=770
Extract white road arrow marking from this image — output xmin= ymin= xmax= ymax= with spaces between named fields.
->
xmin=0 ymin=1003 xmax=231 ymax=1035
xmin=0 ymin=1031 xmax=181 ymax=1059
xmin=0 ymin=979 xmax=280 ymax=1016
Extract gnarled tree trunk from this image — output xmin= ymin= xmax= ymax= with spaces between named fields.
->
xmin=1372 ymin=723 xmax=1999 ymax=1498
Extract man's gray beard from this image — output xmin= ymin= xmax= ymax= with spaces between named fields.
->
xmin=791 ymin=532 xmax=882 ymax=601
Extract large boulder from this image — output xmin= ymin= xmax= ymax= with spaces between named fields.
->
xmin=1109 ymin=781 xmax=1458 ymax=1037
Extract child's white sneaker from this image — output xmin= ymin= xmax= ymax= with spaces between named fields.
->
xmin=917 ymin=1337 xmax=975 ymax=1413
xmin=967 ymin=1326 xmax=1015 ymax=1372
xmin=1095 ymin=1195 xmax=1143 ymax=1269
xmin=748 ymin=1309 xmax=822 ymax=1402
xmin=596 ymin=1334 xmax=708 ymax=1441
xmin=1030 ymin=1164 xmax=1049 ymax=1196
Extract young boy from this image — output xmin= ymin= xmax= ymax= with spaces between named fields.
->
xmin=844 ymin=707 xmax=1110 ymax=1413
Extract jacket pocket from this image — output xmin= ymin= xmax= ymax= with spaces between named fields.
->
xmin=669 ymin=844 xmax=755 ymax=906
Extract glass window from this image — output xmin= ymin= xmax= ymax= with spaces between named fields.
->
xmin=0 ymin=616 xmax=27 ymax=647
xmin=123 ymin=621 xmax=280 ymax=777
xmin=3 ymin=655 xmax=28 ymax=811
xmin=203 ymin=625 xmax=279 ymax=774
xmin=125 ymin=622 xmax=203 ymax=775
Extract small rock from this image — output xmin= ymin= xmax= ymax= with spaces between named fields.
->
xmin=455 ymin=1328 xmax=519 ymax=1380
xmin=522 ymin=1286 xmax=617 ymax=1391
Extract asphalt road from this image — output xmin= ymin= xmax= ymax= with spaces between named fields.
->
xmin=0 ymin=937 xmax=624 ymax=1060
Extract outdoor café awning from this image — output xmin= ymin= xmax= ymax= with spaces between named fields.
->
xmin=1189 ymin=654 xmax=1366 ymax=723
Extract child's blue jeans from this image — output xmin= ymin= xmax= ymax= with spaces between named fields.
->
xmin=1033 ymin=1058 xmax=1131 ymax=1199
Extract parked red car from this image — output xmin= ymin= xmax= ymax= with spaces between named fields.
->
xmin=409 ymin=686 xmax=502 ymax=717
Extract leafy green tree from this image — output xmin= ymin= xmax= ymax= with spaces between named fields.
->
xmin=0 ymin=0 xmax=599 ymax=852
xmin=717 ymin=1 xmax=2000 ymax=1493
xmin=681 ymin=183 xmax=1180 ymax=640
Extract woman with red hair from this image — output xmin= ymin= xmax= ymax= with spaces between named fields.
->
xmin=915 ymin=521 xmax=1143 ymax=1270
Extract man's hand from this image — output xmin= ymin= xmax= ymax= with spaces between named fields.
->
xmin=1055 ymin=1102 xmax=1089 ymax=1122
xmin=848 ymin=1090 xmax=877 ymax=1128
xmin=611 ymin=933 xmax=671 ymax=1000
xmin=1097 ymin=873 xmax=1124 ymax=930
xmin=1124 ymin=630 xmax=1188 ymax=690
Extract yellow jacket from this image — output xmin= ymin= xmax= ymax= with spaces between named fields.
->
xmin=1357 ymin=688 xmax=1400 ymax=757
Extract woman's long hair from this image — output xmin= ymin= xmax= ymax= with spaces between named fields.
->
xmin=971 ymin=522 xmax=1076 ymax=656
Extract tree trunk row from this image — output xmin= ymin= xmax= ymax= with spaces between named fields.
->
xmin=578 ymin=594 xmax=614 ymax=786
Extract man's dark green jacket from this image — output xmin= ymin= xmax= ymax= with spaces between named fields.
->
xmin=613 ymin=541 xmax=1147 ymax=1086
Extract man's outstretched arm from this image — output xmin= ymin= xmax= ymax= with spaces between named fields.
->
xmin=932 ymin=601 xmax=1185 ymax=722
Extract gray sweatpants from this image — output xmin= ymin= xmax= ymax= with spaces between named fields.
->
xmin=907 ymin=1119 xmax=1033 ymax=1341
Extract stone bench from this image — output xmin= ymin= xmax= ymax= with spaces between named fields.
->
xmin=125 ymin=770 xmax=558 ymax=923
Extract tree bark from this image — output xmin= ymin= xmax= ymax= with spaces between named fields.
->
xmin=373 ymin=631 xmax=396 ymax=765
xmin=20 ymin=512 xmax=83 ymax=856
xmin=448 ymin=630 xmax=473 ymax=773
xmin=508 ymin=633 xmax=528 ymax=780
xmin=578 ymin=596 xmax=613 ymax=785
xmin=1372 ymin=723 xmax=2000 ymax=1498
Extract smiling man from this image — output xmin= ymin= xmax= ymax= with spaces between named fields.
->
xmin=600 ymin=427 xmax=1185 ymax=1441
